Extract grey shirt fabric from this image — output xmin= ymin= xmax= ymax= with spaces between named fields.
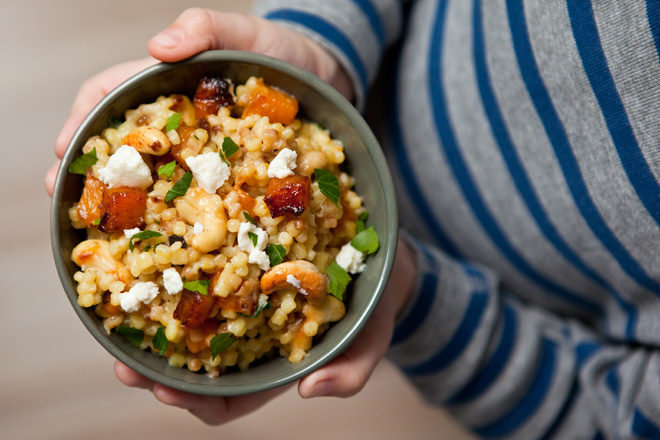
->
xmin=256 ymin=0 xmax=660 ymax=438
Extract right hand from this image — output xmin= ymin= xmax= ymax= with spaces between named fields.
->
xmin=45 ymin=7 xmax=353 ymax=196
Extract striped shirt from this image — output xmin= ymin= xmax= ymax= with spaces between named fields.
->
xmin=256 ymin=0 xmax=660 ymax=438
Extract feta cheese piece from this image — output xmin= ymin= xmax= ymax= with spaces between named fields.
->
xmin=192 ymin=222 xmax=204 ymax=234
xmin=185 ymin=151 xmax=230 ymax=194
xmin=335 ymin=242 xmax=367 ymax=274
xmin=267 ymin=147 xmax=297 ymax=179
xmin=238 ymin=221 xmax=270 ymax=271
xmin=162 ymin=268 xmax=183 ymax=295
xmin=120 ymin=281 xmax=159 ymax=313
xmin=286 ymin=274 xmax=308 ymax=295
xmin=124 ymin=227 xmax=141 ymax=239
xmin=98 ymin=145 xmax=153 ymax=189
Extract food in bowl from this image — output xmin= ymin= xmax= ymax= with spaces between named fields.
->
xmin=66 ymin=74 xmax=379 ymax=377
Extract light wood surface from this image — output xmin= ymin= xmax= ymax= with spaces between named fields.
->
xmin=0 ymin=1 xmax=474 ymax=438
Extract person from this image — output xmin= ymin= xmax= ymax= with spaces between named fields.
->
xmin=45 ymin=1 xmax=660 ymax=438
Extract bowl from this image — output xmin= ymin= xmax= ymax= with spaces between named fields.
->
xmin=51 ymin=50 xmax=398 ymax=396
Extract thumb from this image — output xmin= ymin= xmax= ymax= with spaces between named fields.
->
xmin=148 ymin=8 xmax=353 ymax=100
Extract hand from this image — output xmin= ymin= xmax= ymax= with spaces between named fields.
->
xmin=45 ymin=8 xmax=353 ymax=196
xmin=113 ymin=236 xmax=414 ymax=425
xmin=47 ymin=7 xmax=397 ymax=426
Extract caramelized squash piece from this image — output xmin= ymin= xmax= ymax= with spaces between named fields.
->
xmin=77 ymin=176 xmax=107 ymax=227
xmin=98 ymin=187 xmax=147 ymax=232
xmin=173 ymin=288 xmax=215 ymax=328
xmin=193 ymin=76 xmax=235 ymax=119
xmin=241 ymin=78 xmax=299 ymax=125
xmin=264 ymin=175 xmax=310 ymax=218
xmin=234 ymin=186 xmax=257 ymax=217
xmin=214 ymin=279 xmax=259 ymax=316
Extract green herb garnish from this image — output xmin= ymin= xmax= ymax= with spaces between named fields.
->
xmin=248 ymin=231 xmax=259 ymax=247
xmin=128 ymin=230 xmax=162 ymax=252
xmin=116 ymin=325 xmax=144 ymax=348
xmin=240 ymin=296 xmax=273 ymax=318
xmin=210 ymin=333 xmax=237 ymax=360
xmin=356 ymin=211 xmax=369 ymax=233
xmin=184 ymin=279 xmax=210 ymax=296
xmin=222 ymin=136 xmax=239 ymax=159
xmin=152 ymin=326 xmax=168 ymax=356
xmin=165 ymin=113 xmax=182 ymax=133
xmin=314 ymin=168 xmax=340 ymax=206
xmin=68 ymin=147 xmax=98 ymax=174
xmin=243 ymin=211 xmax=257 ymax=225
xmin=108 ymin=115 xmax=123 ymax=128
xmin=265 ymin=244 xmax=286 ymax=267
xmin=92 ymin=217 xmax=101 ymax=226
xmin=325 ymin=261 xmax=351 ymax=301
xmin=351 ymin=226 xmax=379 ymax=254
xmin=157 ymin=160 xmax=177 ymax=179
xmin=164 ymin=172 xmax=192 ymax=203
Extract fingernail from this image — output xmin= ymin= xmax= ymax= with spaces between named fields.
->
xmin=151 ymin=29 xmax=182 ymax=48
xmin=304 ymin=380 xmax=332 ymax=398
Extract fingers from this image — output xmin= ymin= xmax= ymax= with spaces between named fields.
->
xmin=55 ymin=57 xmax=157 ymax=158
xmin=114 ymin=361 xmax=156 ymax=391
xmin=298 ymin=283 xmax=397 ymax=399
xmin=45 ymin=161 xmax=60 ymax=197
xmin=114 ymin=360 xmax=290 ymax=426
xmin=147 ymin=8 xmax=354 ymax=100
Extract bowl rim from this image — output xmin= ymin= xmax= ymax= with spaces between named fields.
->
xmin=50 ymin=50 xmax=398 ymax=395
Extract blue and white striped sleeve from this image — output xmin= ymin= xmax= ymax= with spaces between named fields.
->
xmin=390 ymin=234 xmax=660 ymax=439
xmin=253 ymin=0 xmax=404 ymax=110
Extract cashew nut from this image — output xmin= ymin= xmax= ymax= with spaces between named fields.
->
xmin=174 ymin=187 xmax=227 ymax=253
xmin=71 ymin=239 xmax=132 ymax=283
xmin=302 ymin=294 xmax=346 ymax=324
xmin=260 ymin=260 xmax=328 ymax=305
xmin=122 ymin=126 xmax=171 ymax=156
xmin=296 ymin=150 xmax=328 ymax=176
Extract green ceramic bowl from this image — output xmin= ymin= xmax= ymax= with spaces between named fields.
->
xmin=51 ymin=50 xmax=397 ymax=396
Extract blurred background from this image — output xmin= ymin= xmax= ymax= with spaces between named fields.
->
xmin=0 ymin=1 xmax=474 ymax=438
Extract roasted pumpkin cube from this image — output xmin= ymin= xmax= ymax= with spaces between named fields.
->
xmin=98 ymin=187 xmax=147 ymax=232
xmin=184 ymin=320 xmax=218 ymax=354
xmin=193 ymin=76 xmax=235 ymax=119
xmin=173 ymin=288 xmax=215 ymax=328
xmin=264 ymin=175 xmax=310 ymax=218
xmin=77 ymin=176 xmax=107 ymax=227
xmin=241 ymin=79 xmax=299 ymax=125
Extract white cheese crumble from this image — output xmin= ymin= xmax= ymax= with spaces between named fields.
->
xmin=124 ymin=227 xmax=141 ymax=239
xmin=193 ymin=222 xmax=204 ymax=234
xmin=237 ymin=222 xmax=270 ymax=271
xmin=185 ymin=151 xmax=230 ymax=194
xmin=120 ymin=281 xmax=159 ymax=313
xmin=162 ymin=268 xmax=183 ymax=295
xmin=286 ymin=274 xmax=308 ymax=295
xmin=267 ymin=147 xmax=297 ymax=179
xmin=335 ymin=242 xmax=367 ymax=274
xmin=98 ymin=145 xmax=153 ymax=189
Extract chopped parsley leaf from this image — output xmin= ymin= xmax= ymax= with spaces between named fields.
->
xmin=128 ymin=230 xmax=163 ymax=252
xmin=152 ymin=326 xmax=168 ymax=356
xmin=265 ymin=244 xmax=286 ymax=267
xmin=243 ymin=211 xmax=257 ymax=225
xmin=184 ymin=279 xmax=210 ymax=296
xmin=325 ymin=261 xmax=351 ymax=301
xmin=165 ymin=172 xmax=192 ymax=203
xmin=210 ymin=333 xmax=237 ymax=360
xmin=248 ymin=231 xmax=259 ymax=247
xmin=157 ymin=160 xmax=177 ymax=179
xmin=314 ymin=168 xmax=340 ymax=206
xmin=165 ymin=113 xmax=182 ymax=133
xmin=351 ymin=226 xmax=379 ymax=254
xmin=68 ymin=147 xmax=98 ymax=174
xmin=222 ymin=136 xmax=239 ymax=159
xmin=116 ymin=325 xmax=144 ymax=348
